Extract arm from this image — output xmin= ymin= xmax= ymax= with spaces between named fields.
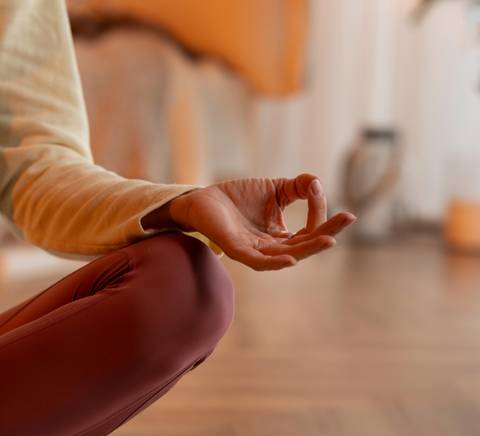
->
xmin=0 ymin=0 xmax=355 ymax=269
xmin=0 ymin=0 xmax=197 ymax=257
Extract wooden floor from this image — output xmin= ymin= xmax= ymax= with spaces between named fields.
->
xmin=2 ymin=235 xmax=480 ymax=435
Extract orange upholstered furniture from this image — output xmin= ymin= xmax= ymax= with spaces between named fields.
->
xmin=71 ymin=0 xmax=308 ymax=96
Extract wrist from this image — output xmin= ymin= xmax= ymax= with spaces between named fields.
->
xmin=140 ymin=201 xmax=177 ymax=232
xmin=140 ymin=191 xmax=196 ymax=233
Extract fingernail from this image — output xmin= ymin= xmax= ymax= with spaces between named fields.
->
xmin=283 ymin=258 xmax=297 ymax=267
xmin=310 ymin=179 xmax=322 ymax=196
xmin=326 ymin=237 xmax=336 ymax=246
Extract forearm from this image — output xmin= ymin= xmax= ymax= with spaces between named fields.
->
xmin=0 ymin=0 xmax=202 ymax=256
xmin=10 ymin=149 xmax=198 ymax=255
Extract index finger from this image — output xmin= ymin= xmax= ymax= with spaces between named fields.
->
xmin=273 ymin=173 xmax=317 ymax=207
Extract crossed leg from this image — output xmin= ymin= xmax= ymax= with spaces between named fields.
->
xmin=0 ymin=233 xmax=234 ymax=435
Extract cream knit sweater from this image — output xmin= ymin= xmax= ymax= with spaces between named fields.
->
xmin=0 ymin=0 xmax=204 ymax=258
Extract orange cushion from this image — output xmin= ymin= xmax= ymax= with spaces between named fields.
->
xmin=75 ymin=0 xmax=307 ymax=95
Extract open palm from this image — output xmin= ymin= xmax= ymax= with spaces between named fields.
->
xmin=170 ymin=174 xmax=356 ymax=271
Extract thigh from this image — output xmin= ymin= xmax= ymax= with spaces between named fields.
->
xmin=0 ymin=247 xmax=136 ymax=435
xmin=0 ymin=249 xmax=129 ymax=336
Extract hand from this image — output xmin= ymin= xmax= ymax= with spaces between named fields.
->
xmin=168 ymin=174 xmax=356 ymax=271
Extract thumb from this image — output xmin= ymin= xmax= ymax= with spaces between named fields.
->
xmin=306 ymin=178 xmax=327 ymax=232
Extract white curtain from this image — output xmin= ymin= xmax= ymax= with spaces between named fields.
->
xmin=253 ymin=0 xmax=480 ymax=221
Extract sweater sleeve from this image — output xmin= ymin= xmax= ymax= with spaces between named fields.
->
xmin=0 ymin=0 xmax=207 ymax=258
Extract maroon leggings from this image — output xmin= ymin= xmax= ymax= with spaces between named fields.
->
xmin=0 ymin=233 xmax=234 ymax=435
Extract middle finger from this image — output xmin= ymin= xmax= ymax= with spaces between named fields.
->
xmin=284 ymin=212 xmax=356 ymax=246
xmin=260 ymin=235 xmax=336 ymax=260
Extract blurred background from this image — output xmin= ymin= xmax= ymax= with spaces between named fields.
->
xmin=2 ymin=0 xmax=480 ymax=435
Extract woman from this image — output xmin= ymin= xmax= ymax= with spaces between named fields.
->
xmin=0 ymin=1 xmax=355 ymax=435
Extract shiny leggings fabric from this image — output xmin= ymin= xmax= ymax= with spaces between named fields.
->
xmin=0 ymin=233 xmax=235 ymax=435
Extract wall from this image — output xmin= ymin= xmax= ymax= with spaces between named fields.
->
xmin=253 ymin=0 xmax=480 ymax=221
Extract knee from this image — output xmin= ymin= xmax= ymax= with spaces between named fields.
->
xmin=169 ymin=233 xmax=235 ymax=350
xmin=122 ymin=232 xmax=235 ymax=371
